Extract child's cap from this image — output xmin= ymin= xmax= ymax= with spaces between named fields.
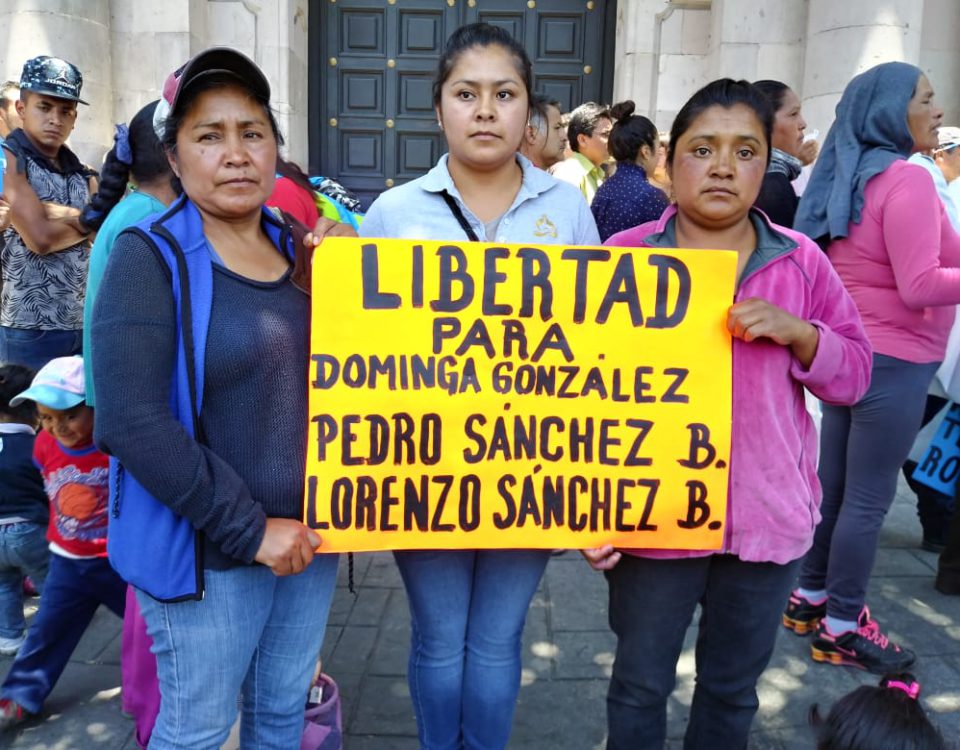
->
xmin=9 ymin=356 xmax=86 ymax=410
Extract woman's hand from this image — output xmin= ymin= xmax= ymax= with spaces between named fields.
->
xmin=580 ymin=545 xmax=622 ymax=571
xmin=798 ymin=138 xmax=819 ymax=166
xmin=0 ymin=198 xmax=10 ymax=232
xmin=304 ymin=216 xmax=358 ymax=248
xmin=727 ymin=297 xmax=819 ymax=367
xmin=255 ymin=517 xmax=323 ymax=576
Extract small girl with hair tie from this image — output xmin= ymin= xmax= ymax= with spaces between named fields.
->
xmin=812 ymin=673 xmax=946 ymax=750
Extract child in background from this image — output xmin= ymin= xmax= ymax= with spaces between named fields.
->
xmin=811 ymin=673 xmax=946 ymax=750
xmin=0 ymin=364 xmax=49 ymax=656
xmin=0 ymin=356 xmax=125 ymax=730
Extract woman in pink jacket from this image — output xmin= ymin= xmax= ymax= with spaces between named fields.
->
xmin=584 ymin=78 xmax=871 ymax=750
xmin=788 ymin=62 xmax=960 ymax=674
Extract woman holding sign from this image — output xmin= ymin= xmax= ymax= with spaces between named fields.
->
xmin=360 ymin=22 xmax=600 ymax=750
xmin=587 ymin=79 xmax=871 ymax=749
xmin=791 ymin=63 xmax=960 ymax=673
xmin=91 ymin=48 xmax=352 ymax=749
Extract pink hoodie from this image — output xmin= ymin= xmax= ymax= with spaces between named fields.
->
xmin=606 ymin=206 xmax=872 ymax=564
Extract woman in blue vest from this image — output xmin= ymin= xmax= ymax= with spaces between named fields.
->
xmin=91 ymin=48 xmax=352 ymax=749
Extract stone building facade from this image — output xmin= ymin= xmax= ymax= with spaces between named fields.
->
xmin=1 ymin=0 xmax=958 ymax=185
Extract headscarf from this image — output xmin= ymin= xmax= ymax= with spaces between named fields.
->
xmin=794 ymin=62 xmax=921 ymax=242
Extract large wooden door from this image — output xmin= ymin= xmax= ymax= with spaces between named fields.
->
xmin=310 ymin=0 xmax=616 ymax=209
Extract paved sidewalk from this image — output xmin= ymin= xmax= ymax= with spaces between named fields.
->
xmin=3 ymin=478 xmax=960 ymax=749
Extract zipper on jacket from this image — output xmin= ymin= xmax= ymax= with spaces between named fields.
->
xmin=111 ymin=463 xmax=123 ymax=518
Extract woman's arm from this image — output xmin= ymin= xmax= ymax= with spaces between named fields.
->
xmin=885 ymin=166 xmax=960 ymax=308
xmin=789 ymin=247 xmax=872 ymax=405
xmin=92 ymin=232 xmax=268 ymax=563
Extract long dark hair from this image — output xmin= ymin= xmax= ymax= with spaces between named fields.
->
xmin=80 ymin=101 xmax=172 ymax=230
xmin=811 ymin=673 xmax=945 ymax=750
xmin=432 ymin=22 xmax=534 ymax=110
xmin=752 ymin=79 xmax=791 ymax=114
xmin=607 ymin=100 xmax=659 ymax=164
xmin=667 ymin=78 xmax=774 ymax=168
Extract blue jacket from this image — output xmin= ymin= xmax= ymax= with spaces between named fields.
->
xmin=106 ymin=195 xmax=295 ymax=601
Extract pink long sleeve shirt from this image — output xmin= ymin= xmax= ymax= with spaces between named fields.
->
xmin=829 ymin=160 xmax=960 ymax=363
xmin=606 ymin=207 xmax=872 ymax=564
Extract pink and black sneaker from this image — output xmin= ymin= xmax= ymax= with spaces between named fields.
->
xmin=782 ymin=591 xmax=827 ymax=635
xmin=810 ymin=606 xmax=915 ymax=674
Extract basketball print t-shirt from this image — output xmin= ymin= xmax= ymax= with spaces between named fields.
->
xmin=33 ymin=429 xmax=109 ymax=558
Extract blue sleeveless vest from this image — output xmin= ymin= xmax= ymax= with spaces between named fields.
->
xmin=106 ymin=195 xmax=294 ymax=601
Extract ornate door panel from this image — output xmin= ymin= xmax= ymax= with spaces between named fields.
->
xmin=312 ymin=0 xmax=615 ymax=208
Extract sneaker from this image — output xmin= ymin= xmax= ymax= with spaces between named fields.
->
xmin=0 ymin=698 xmax=30 ymax=731
xmin=810 ymin=607 xmax=915 ymax=674
xmin=782 ymin=591 xmax=826 ymax=635
xmin=0 ymin=634 xmax=25 ymax=657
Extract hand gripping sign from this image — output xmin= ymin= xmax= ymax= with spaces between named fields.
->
xmin=304 ymin=238 xmax=737 ymax=553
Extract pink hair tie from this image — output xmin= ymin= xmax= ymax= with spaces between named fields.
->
xmin=886 ymin=680 xmax=920 ymax=700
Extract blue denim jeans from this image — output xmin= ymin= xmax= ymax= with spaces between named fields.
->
xmin=0 ymin=326 xmax=82 ymax=371
xmin=0 ymin=522 xmax=50 ymax=638
xmin=394 ymin=549 xmax=550 ymax=750
xmin=605 ymin=554 xmax=799 ymax=750
xmin=1 ymin=553 xmax=126 ymax=712
xmin=136 ymin=554 xmax=338 ymax=750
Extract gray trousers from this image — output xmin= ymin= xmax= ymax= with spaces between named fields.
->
xmin=799 ymin=354 xmax=939 ymax=620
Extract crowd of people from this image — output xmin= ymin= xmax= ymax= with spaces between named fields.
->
xmin=1 ymin=19 xmax=959 ymax=750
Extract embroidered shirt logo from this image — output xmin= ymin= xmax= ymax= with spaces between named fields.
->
xmin=533 ymin=215 xmax=558 ymax=238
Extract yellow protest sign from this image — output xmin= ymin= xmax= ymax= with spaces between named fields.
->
xmin=305 ymin=238 xmax=736 ymax=553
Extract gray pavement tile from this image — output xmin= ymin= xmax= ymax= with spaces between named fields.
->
xmin=346 ymin=735 xmax=420 ymax=750
xmin=863 ymin=578 xmax=960 ymax=656
xmin=330 ymin=670 xmax=364 ymax=729
xmin=543 ymin=557 xmax=610 ymax=632
xmin=320 ymin=625 xmax=343 ymax=667
xmin=325 ymin=625 xmax=378 ymax=676
xmin=911 ymin=653 xmax=960 ymax=738
xmin=336 ymin=552 xmax=372 ymax=588
xmin=344 ymin=586 xmax=391 ymax=627
xmin=349 ymin=675 xmax=417 ymax=737
xmin=871 ymin=547 xmax=942 ymax=577
xmin=327 ymin=586 xmax=357 ymax=627
xmin=70 ymin=608 xmax=123 ymax=664
xmin=368 ymin=590 xmax=412 ymax=677
xmin=508 ymin=677 xmax=608 ymax=749
xmin=361 ymin=554 xmax=404 ymax=589
xmin=549 ymin=631 xmax=616 ymax=680
xmin=4 ymin=662 xmax=131 ymax=749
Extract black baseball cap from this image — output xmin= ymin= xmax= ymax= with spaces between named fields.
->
xmin=153 ymin=47 xmax=270 ymax=139
xmin=20 ymin=56 xmax=87 ymax=105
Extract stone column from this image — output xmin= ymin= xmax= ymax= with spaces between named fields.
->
xmin=707 ymin=0 xmax=806 ymax=90
xmin=801 ymin=0 xmax=924 ymax=137
xmin=109 ymin=0 xmax=197 ymax=146
xmin=0 ymin=0 xmax=113 ymax=167
xmin=920 ymin=0 xmax=960 ymax=127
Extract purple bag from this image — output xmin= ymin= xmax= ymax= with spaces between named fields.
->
xmin=301 ymin=673 xmax=343 ymax=750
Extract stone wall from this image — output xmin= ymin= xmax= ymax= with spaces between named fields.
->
xmin=1 ymin=0 xmax=959 ymax=175
xmin=614 ymin=0 xmax=960 ymax=139
xmin=0 ymin=0 xmax=309 ymax=169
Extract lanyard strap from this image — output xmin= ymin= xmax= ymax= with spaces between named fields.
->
xmin=440 ymin=190 xmax=480 ymax=242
